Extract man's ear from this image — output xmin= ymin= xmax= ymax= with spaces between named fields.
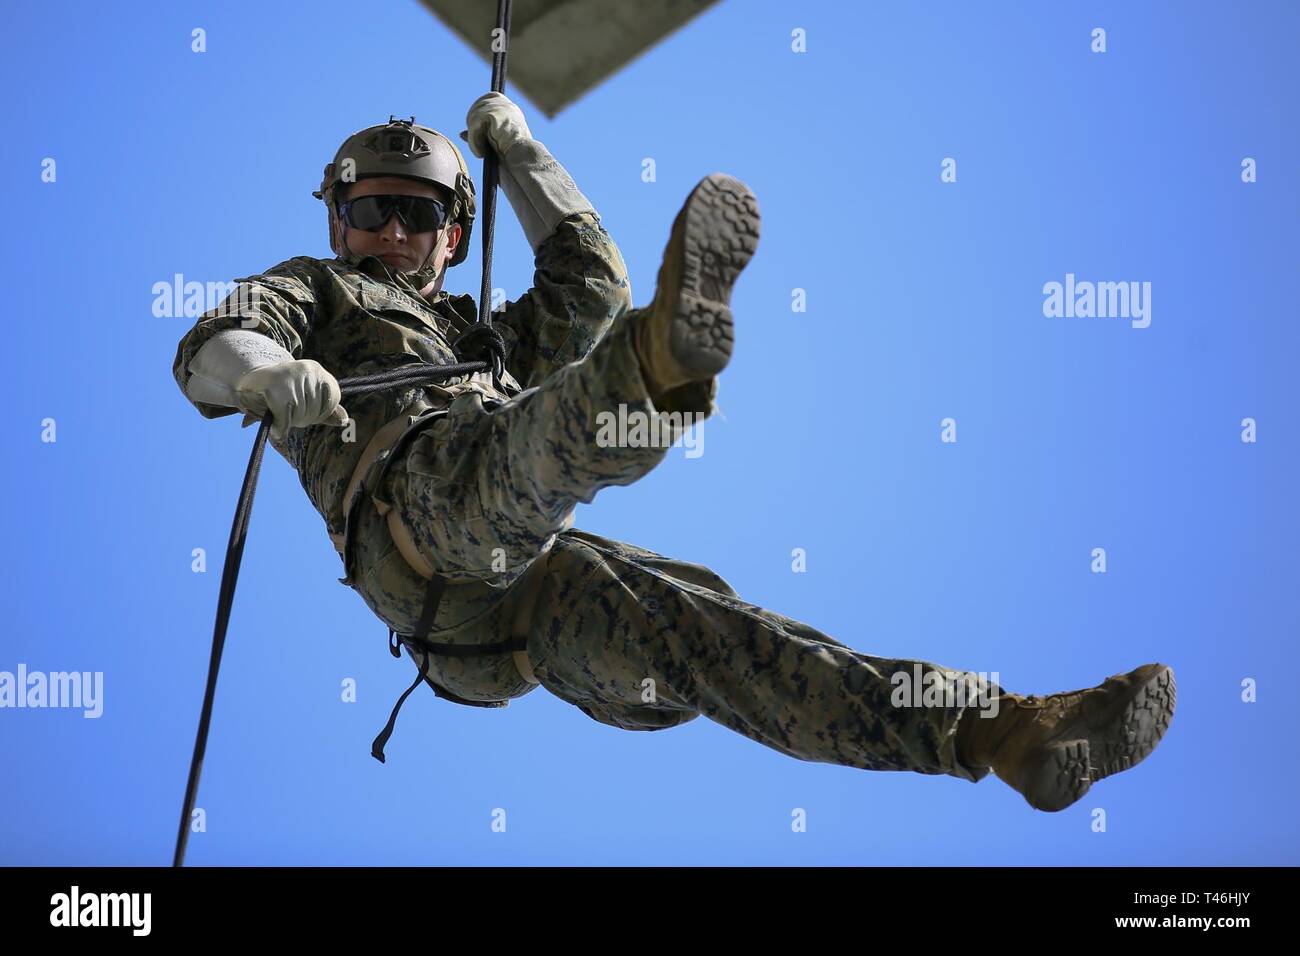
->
xmin=445 ymin=222 xmax=463 ymax=259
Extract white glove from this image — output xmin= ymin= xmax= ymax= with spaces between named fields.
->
xmin=186 ymin=329 xmax=349 ymax=439
xmin=460 ymin=92 xmax=596 ymax=252
xmin=463 ymin=91 xmax=532 ymax=159
xmin=187 ymin=328 xmax=295 ymax=409
xmin=235 ymin=360 xmax=348 ymax=441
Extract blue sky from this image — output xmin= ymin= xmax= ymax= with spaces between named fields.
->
xmin=2 ymin=0 xmax=1297 ymax=865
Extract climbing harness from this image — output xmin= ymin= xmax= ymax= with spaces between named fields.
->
xmin=174 ymin=0 xmax=517 ymax=867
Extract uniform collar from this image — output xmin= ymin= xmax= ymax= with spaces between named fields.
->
xmin=335 ymin=251 xmax=478 ymax=322
xmin=339 ymin=250 xmax=446 ymax=302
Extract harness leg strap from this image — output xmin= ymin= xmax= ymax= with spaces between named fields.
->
xmin=370 ymin=575 xmax=447 ymax=763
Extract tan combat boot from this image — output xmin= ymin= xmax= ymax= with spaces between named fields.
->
xmin=957 ymin=663 xmax=1177 ymax=812
xmin=633 ymin=173 xmax=761 ymax=401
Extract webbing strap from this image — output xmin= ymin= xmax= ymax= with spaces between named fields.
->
xmin=370 ymin=574 xmax=445 ymax=763
xmin=371 ymin=570 xmax=531 ymax=762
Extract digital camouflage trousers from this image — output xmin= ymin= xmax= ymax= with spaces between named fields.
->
xmin=348 ymin=309 xmax=993 ymax=782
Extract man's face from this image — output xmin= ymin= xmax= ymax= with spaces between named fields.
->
xmin=337 ymin=175 xmax=462 ymax=276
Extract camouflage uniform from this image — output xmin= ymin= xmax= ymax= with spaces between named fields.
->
xmin=173 ymin=211 xmax=991 ymax=784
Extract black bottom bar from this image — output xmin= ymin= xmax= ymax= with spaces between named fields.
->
xmin=0 ymin=866 xmax=1282 ymax=940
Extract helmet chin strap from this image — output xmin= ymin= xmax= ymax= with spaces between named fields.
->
xmin=411 ymin=243 xmax=441 ymax=288
xmin=409 ymin=218 xmax=460 ymax=290
xmin=410 ymin=194 xmax=463 ymax=290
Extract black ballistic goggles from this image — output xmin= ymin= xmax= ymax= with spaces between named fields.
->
xmin=338 ymin=194 xmax=449 ymax=233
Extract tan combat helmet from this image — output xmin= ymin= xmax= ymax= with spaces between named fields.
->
xmin=314 ymin=116 xmax=477 ymax=281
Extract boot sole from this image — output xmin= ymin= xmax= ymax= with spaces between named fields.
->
xmin=1088 ymin=664 xmax=1177 ymax=782
xmin=667 ymin=174 xmax=761 ymax=379
xmin=1016 ymin=664 xmax=1177 ymax=812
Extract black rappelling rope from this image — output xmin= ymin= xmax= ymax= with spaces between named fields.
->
xmin=461 ymin=0 xmax=513 ymax=392
xmin=173 ymin=0 xmax=514 ymax=868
